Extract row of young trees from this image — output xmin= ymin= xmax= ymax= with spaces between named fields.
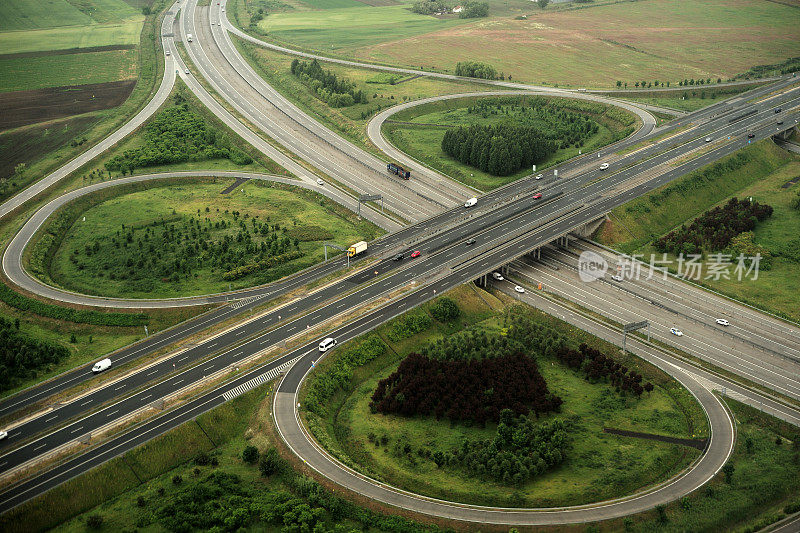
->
xmin=371 ymin=351 xmax=562 ymax=425
xmin=654 ymin=197 xmax=773 ymax=256
xmin=615 ymin=78 xmax=724 ymax=89
xmin=557 ymin=344 xmax=654 ymax=397
xmin=448 ymin=411 xmax=567 ymax=485
xmin=441 ymin=124 xmax=556 ymax=176
xmin=0 ymin=316 xmax=70 ymax=393
xmin=104 ymin=102 xmax=252 ymax=174
xmin=71 ymin=212 xmax=303 ymax=285
xmin=291 ymin=59 xmax=368 ymax=108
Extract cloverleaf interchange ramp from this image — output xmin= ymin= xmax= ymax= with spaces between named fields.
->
xmin=1 ymin=0 xmax=799 ymax=524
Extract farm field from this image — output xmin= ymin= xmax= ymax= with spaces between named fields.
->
xmin=241 ymin=0 xmax=800 ymax=88
xmin=382 ymin=94 xmax=637 ymax=190
xmin=596 ymin=140 xmax=800 ymax=322
xmin=302 ymin=286 xmax=707 ymax=508
xmin=44 ymin=179 xmax=381 ymax=298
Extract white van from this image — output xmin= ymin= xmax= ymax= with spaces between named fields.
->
xmin=464 ymin=197 xmax=477 ymax=208
xmin=92 ymin=358 xmax=112 ymax=374
xmin=318 ymin=338 xmax=337 ymax=353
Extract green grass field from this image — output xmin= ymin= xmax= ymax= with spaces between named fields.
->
xmin=44 ymin=179 xmax=380 ymax=298
xmin=0 ymin=22 xmax=142 ymax=54
xmin=596 ymin=140 xmax=800 ymax=321
xmin=0 ymin=49 xmax=138 ymax=93
xmin=241 ymin=0 xmax=800 ymax=88
xmin=382 ymin=95 xmax=637 ymax=190
xmin=305 ymin=285 xmax=706 ymax=508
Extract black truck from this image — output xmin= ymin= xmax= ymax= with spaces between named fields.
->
xmin=387 ymin=162 xmax=411 ymax=180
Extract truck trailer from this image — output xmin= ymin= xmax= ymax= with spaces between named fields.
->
xmin=347 ymin=241 xmax=367 ymax=257
xmin=387 ymin=163 xmax=410 ymax=180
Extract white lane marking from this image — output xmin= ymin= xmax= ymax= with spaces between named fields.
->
xmin=70 ymin=426 xmax=83 ymax=434
xmin=178 ymin=356 xmax=189 ymax=363
xmin=33 ymin=443 xmax=47 ymax=451
xmin=141 ymin=394 xmax=152 ymax=401
xmin=147 ymin=370 xmax=158 ymax=376
xmin=80 ymin=399 xmax=92 ymax=406
xmin=44 ymin=415 xmax=58 ymax=422
xmin=115 ymin=385 xmax=126 ymax=391
xmin=107 ymin=410 xmax=119 ymax=417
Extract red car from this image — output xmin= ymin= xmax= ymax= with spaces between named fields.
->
xmin=532 ymin=193 xmax=542 ymax=200
xmin=411 ymin=250 xmax=421 ymax=258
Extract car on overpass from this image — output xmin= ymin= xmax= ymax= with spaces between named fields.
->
xmin=600 ymin=163 xmax=609 ymax=170
xmin=611 ymin=274 xmax=623 ymax=282
xmin=705 ymin=136 xmax=712 ymax=142
xmin=392 ymin=253 xmax=404 ymax=261
xmin=465 ymin=238 xmax=476 ymax=245
xmin=514 ymin=285 xmax=525 ymax=294
xmin=716 ymin=318 xmax=730 ymax=326
xmin=411 ymin=250 xmax=421 ymax=258
xmin=535 ymin=174 xmax=543 ymax=180
xmin=670 ymin=327 xmax=684 ymax=337
xmin=532 ymin=193 xmax=542 ymax=200
xmin=747 ymin=132 xmax=755 ymax=138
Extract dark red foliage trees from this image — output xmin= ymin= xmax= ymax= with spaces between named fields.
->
xmin=556 ymin=343 xmax=653 ymax=396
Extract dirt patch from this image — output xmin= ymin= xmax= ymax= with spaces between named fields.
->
xmin=0 ymin=116 xmax=98 ymax=179
xmin=0 ymin=80 xmax=136 ymax=131
xmin=0 ymin=44 xmax=136 ymax=61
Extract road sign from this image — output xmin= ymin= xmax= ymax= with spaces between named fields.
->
xmin=623 ymin=320 xmax=648 ymax=333
xmin=360 ymin=194 xmax=382 ymax=202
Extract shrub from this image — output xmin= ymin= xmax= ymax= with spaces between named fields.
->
xmin=429 ymin=296 xmax=460 ymax=322
xmin=242 ymin=445 xmax=259 ymax=464
xmin=86 ymin=514 xmax=103 ymax=529
xmin=259 ymin=447 xmax=285 ymax=477
xmin=172 ymin=474 xmax=182 ymax=485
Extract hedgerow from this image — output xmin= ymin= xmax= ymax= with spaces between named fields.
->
xmin=385 ymin=310 xmax=432 ymax=342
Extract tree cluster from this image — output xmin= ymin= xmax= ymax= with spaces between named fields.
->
xmin=455 ymin=61 xmax=499 ymax=80
xmin=448 ymin=411 xmax=567 ymax=484
xmin=104 ymin=104 xmax=252 ymax=174
xmin=411 ymin=0 xmax=452 ymax=15
xmin=428 ymin=296 xmax=460 ymax=322
xmin=441 ymin=124 xmax=556 ymax=176
xmin=459 ymin=2 xmax=489 ymax=18
xmin=291 ymin=59 xmax=367 ymax=108
xmin=370 ymin=352 xmax=562 ymax=425
xmin=386 ymin=310 xmax=432 ymax=342
xmin=0 ymin=316 xmax=70 ymax=393
xmin=70 ymin=211 xmax=305 ymax=288
xmin=654 ymin=197 xmax=773 ymax=256
xmin=556 ymin=343 xmax=654 ymax=397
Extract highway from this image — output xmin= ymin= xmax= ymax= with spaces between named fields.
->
xmin=0 ymin=0 xmax=798 ymax=524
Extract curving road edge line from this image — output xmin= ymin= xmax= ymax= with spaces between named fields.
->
xmin=274 ymin=329 xmax=735 ymax=525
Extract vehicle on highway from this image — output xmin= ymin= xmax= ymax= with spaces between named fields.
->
xmin=532 ymin=193 xmax=542 ymax=200
xmin=347 ymin=241 xmax=367 ymax=257
xmin=184 ymin=68 xmax=189 ymax=74
xmin=611 ymin=274 xmax=623 ymax=282
xmin=777 ymin=120 xmax=784 ymax=125
xmin=492 ymin=272 xmax=504 ymax=281
xmin=410 ymin=250 xmax=421 ymax=258
xmin=705 ymin=136 xmax=712 ymax=142
xmin=670 ymin=328 xmax=684 ymax=337
xmin=775 ymin=108 xmax=782 ymax=113
xmin=92 ymin=358 xmax=112 ymax=374
xmin=0 ymin=430 xmax=7 ymax=441
xmin=165 ymin=50 xmax=171 ymax=56
xmin=716 ymin=318 xmax=730 ymax=326
xmin=747 ymin=132 xmax=755 ymax=138
xmin=535 ymin=174 xmax=543 ymax=180
xmin=600 ymin=163 xmax=609 ymax=170
xmin=387 ymin=162 xmax=411 ymax=180
xmin=187 ymin=33 xmax=193 ymax=42
xmin=514 ymin=285 xmax=525 ymax=294
xmin=392 ymin=253 xmax=404 ymax=261
xmin=464 ymin=197 xmax=477 ymax=208
xmin=318 ymin=338 xmax=337 ymax=353
xmin=465 ymin=238 xmax=476 ymax=245
xmin=316 ymin=178 xmax=324 ymax=185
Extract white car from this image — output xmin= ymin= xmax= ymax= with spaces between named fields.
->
xmin=492 ymin=272 xmax=504 ymax=281
xmin=670 ymin=327 xmax=684 ymax=337
xmin=715 ymin=318 xmax=730 ymax=326
xmin=611 ymin=274 xmax=623 ymax=282
xmin=705 ymin=136 xmax=712 ymax=142
xmin=514 ymin=285 xmax=525 ymax=294
xmin=184 ymin=68 xmax=190 ymax=74
xmin=316 ymin=178 xmax=324 ymax=185
xmin=0 ymin=430 xmax=7 ymax=441
xmin=599 ymin=163 xmax=609 ymax=170
xmin=318 ymin=337 xmax=337 ymax=353
xmin=535 ymin=174 xmax=543 ymax=180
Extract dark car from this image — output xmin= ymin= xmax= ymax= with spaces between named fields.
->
xmin=465 ymin=238 xmax=476 ymax=245
xmin=775 ymin=108 xmax=782 ymax=113
xmin=747 ymin=132 xmax=755 ymax=138
xmin=392 ymin=253 xmax=404 ymax=261
xmin=777 ymin=120 xmax=784 ymax=125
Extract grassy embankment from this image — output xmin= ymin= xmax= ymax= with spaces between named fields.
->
xmin=595 ymin=140 xmax=800 ymax=321
xmin=241 ymin=0 xmax=799 ymax=89
xmin=231 ymin=33 xmax=498 ymax=155
xmin=41 ymin=178 xmax=381 ymax=299
xmin=301 ymin=285 xmax=707 ymax=508
xmin=382 ymin=95 xmax=637 ymax=190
